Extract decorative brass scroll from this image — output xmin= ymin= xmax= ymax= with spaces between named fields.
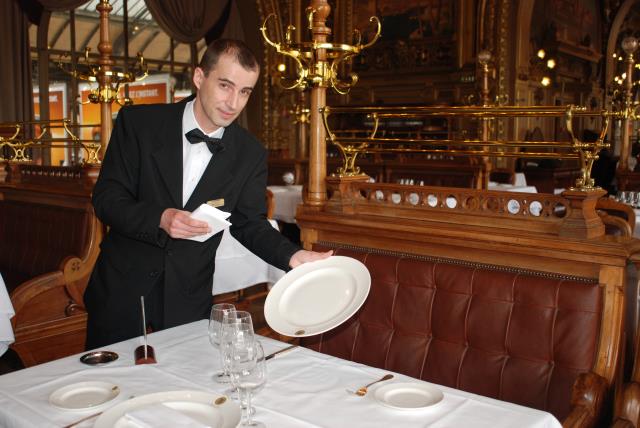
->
xmin=321 ymin=105 xmax=610 ymax=191
xmin=0 ymin=119 xmax=101 ymax=165
xmin=261 ymin=13 xmax=381 ymax=94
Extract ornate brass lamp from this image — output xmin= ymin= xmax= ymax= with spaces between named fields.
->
xmin=614 ymin=37 xmax=639 ymax=173
xmin=261 ymin=10 xmax=380 ymax=95
xmin=260 ymin=0 xmax=380 ymax=207
xmin=56 ymin=0 xmax=148 ymax=157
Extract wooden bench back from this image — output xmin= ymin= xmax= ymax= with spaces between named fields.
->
xmin=0 ymin=162 xmax=101 ymax=366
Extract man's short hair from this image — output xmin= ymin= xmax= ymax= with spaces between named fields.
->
xmin=198 ymin=39 xmax=259 ymax=75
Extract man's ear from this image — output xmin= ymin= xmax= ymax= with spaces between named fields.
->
xmin=193 ymin=67 xmax=204 ymax=90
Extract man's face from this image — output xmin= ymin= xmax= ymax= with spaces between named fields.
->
xmin=192 ymin=52 xmax=259 ymax=133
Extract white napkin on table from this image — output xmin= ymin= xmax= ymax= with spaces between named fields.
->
xmin=187 ymin=204 xmax=231 ymax=243
xmin=125 ymin=403 xmax=212 ymax=428
xmin=0 ymin=273 xmax=15 ymax=356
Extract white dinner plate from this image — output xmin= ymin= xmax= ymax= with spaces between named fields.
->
xmin=49 ymin=381 xmax=119 ymax=411
xmin=93 ymin=391 xmax=240 ymax=428
xmin=373 ymin=382 xmax=444 ymax=410
xmin=264 ymin=256 xmax=370 ymax=337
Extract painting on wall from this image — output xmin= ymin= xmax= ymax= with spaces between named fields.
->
xmin=353 ymin=0 xmax=454 ymax=42
xmin=531 ymin=0 xmax=600 ymax=52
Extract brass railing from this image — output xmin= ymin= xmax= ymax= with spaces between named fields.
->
xmin=0 ymin=119 xmax=101 ymax=165
xmin=321 ymin=105 xmax=611 ymax=191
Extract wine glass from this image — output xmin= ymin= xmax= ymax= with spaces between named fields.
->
xmin=229 ymin=340 xmax=267 ymax=428
xmin=208 ymin=303 xmax=235 ymax=382
xmin=219 ymin=310 xmax=254 ymax=385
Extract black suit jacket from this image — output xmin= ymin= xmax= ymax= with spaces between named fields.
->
xmin=84 ymin=100 xmax=299 ymax=347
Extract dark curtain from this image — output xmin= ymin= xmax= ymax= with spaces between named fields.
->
xmin=36 ymin=0 xmax=88 ymax=11
xmin=0 ymin=0 xmax=34 ymax=123
xmin=144 ymin=0 xmax=230 ymax=44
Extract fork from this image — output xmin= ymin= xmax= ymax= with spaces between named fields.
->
xmin=349 ymin=374 xmax=394 ymax=396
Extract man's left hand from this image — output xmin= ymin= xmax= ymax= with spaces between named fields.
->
xmin=289 ymin=249 xmax=333 ymax=268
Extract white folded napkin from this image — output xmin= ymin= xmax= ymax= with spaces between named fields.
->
xmin=188 ymin=204 xmax=232 ymax=242
xmin=125 ymin=403 xmax=212 ymax=428
xmin=0 ymin=274 xmax=15 ymax=356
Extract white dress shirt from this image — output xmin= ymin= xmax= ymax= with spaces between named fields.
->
xmin=181 ymin=100 xmax=225 ymax=207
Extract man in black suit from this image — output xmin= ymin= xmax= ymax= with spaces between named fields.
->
xmin=84 ymin=39 xmax=330 ymax=349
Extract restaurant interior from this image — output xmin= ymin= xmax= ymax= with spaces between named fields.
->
xmin=2 ymin=0 xmax=640 ymax=426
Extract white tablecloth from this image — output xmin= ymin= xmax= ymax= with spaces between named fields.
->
xmin=212 ymin=221 xmax=285 ymax=295
xmin=514 ymin=172 xmax=527 ymax=187
xmin=0 ymin=273 xmax=15 ymax=357
xmin=488 ymin=182 xmax=538 ymax=193
xmin=267 ymin=185 xmax=303 ymax=223
xmin=0 ymin=320 xmax=561 ymax=428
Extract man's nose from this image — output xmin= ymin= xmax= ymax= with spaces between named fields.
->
xmin=226 ymin=91 xmax=239 ymax=110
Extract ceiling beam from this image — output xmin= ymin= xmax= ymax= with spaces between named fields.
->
xmin=49 ymin=17 xmax=70 ymax=48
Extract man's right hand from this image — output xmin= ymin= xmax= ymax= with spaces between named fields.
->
xmin=160 ymin=208 xmax=210 ymax=239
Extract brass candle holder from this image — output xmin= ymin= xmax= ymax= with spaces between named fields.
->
xmin=260 ymin=8 xmax=381 ymax=94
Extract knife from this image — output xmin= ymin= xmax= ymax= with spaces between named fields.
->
xmin=265 ymin=344 xmax=298 ymax=360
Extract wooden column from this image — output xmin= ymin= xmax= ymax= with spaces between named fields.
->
xmin=294 ymin=0 xmax=308 ymax=160
xmin=619 ymin=37 xmax=638 ymax=173
xmin=306 ymin=0 xmax=331 ymax=207
xmin=97 ymin=0 xmax=114 ymax=157
xmin=478 ymin=50 xmax=493 ymax=188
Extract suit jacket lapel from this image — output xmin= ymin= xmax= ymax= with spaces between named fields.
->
xmin=184 ymin=123 xmax=238 ymax=212
xmin=151 ymin=102 xmax=185 ymax=208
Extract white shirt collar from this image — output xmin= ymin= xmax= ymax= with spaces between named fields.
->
xmin=182 ymin=99 xmax=225 ymax=139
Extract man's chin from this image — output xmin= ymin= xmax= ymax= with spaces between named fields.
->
xmin=215 ymin=117 xmax=235 ymax=128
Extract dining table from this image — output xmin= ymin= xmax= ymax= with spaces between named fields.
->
xmin=0 ymin=319 xmax=562 ymax=428
xmin=0 ymin=273 xmax=15 ymax=357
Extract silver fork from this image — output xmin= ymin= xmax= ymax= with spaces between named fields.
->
xmin=346 ymin=374 xmax=394 ymax=396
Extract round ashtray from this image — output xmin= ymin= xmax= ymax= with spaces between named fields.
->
xmin=80 ymin=351 xmax=119 ymax=365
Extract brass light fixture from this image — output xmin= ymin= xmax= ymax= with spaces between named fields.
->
xmin=260 ymin=8 xmax=381 ymax=94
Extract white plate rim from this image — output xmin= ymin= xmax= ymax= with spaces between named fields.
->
xmin=49 ymin=381 xmax=120 ymax=411
xmin=372 ymin=382 xmax=444 ymax=410
xmin=264 ymin=256 xmax=370 ymax=337
xmin=93 ymin=390 xmax=241 ymax=428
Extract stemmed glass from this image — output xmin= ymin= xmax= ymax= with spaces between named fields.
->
xmin=219 ymin=310 xmax=254 ymax=384
xmin=208 ymin=303 xmax=235 ymax=382
xmin=229 ymin=340 xmax=267 ymax=428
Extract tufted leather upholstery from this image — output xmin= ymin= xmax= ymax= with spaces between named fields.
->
xmin=0 ymin=199 xmax=90 ymax=293
xmin=303 ymin=246 xmax=602 ymax=421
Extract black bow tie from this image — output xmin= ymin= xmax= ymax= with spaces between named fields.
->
xmin=185 ymin=128 xmax=225 ymax=154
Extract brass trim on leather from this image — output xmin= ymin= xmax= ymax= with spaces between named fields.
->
xmin=316 ymin=241 xmax=599 ymax=284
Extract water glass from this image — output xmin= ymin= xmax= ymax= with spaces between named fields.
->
xmin=220 ymin=311 xmax=255 ymax=384
xmin=209 ymin=303 xmax=235 ymax=382
xmin=229 ymin=340 xmax=267 ymax=428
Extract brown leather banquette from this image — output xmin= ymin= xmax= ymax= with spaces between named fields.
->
xmin=0 ymin=163 xmax=101 ymax=366
xmin=296 ymin=179 xmax=634 ymax=427
xmin=303 ymin=245 xmax=601 ymax=422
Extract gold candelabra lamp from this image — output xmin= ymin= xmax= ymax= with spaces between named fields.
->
xmin=260 ymin=7 xmax=381 ymax=94
xmin=57 ymin=47 xmax=148 ymax=106
xmin=610 ymin=37 xmax=640 ymax=121
xmin=54 ymin=0 xmax=147 ymax=156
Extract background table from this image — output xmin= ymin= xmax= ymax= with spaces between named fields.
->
xmin=267 ymin=185 xmax=303 ymax=223
xmin=212 ymin=221 xmax=285 ymax=295
xmin=0 ymin=320 xmax=561 ymax=428
xmin=0 ymin=273 xmax=15 ymax=357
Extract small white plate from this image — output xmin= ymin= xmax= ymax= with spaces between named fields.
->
xmin=264 ymin=256 xmax=370 ymax=337
xmin=373 ymin=382 xmax=444 ymax=410
xmin=49 ymin=381 xmax=120 ymax=411
xmin=94 ymin=391 xmax=240 ymax=428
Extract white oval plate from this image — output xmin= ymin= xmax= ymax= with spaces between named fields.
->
xmin=373 ymin=382 xmax=444 ymax=410
xmin=94 ymin=391 xmax=240 ymax=428
xmin=49 ymin=381 xmax=119 ymax=411
xmin=264 ymin=256 xmax=370 ymax=337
